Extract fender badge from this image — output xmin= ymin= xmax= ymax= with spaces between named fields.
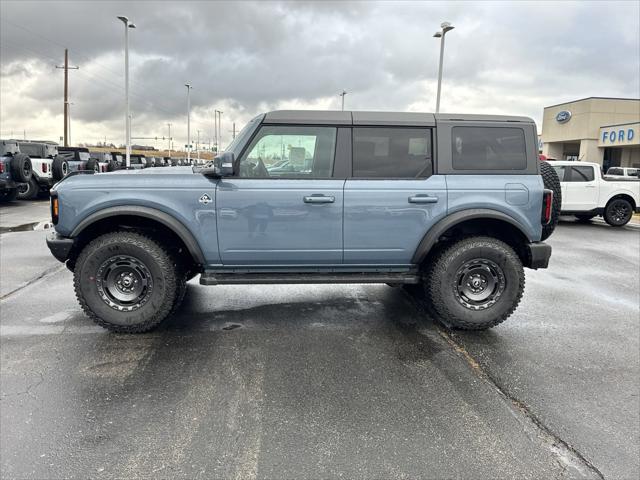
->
xmin=199 ymin=193 xmax=212 ymax=205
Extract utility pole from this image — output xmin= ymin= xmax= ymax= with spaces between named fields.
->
xmin=230 ymin=122 xmax=236 ymax=140
xmin=56 ymin=49 xmax=78 ymax=147
xmin=339 ymin=90 xmax=347 ymax=111
xmin=167 ymin=123 xmax=172 ymax=158
xmin=68 ymin=102 xmax=74 ymax=145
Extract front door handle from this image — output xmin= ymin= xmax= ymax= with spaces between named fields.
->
xmin=304 ymin=195 xmax=335 ymax=204
xmin=408 ymin=195 xmax=438 ymax=204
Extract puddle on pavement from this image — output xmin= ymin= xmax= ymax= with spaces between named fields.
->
xmin=0 ymin=221 xmax=53 ymax=234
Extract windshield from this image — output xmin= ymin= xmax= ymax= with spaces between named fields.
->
xmin=224 ymin=114 xmax=264 ymax=155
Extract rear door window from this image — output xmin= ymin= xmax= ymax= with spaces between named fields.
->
xmin=567 ymin=166 xmax=595 ymax=182
xmin=352 ymin=128 xmax=432 ymax=178
xmin=452 ymin=127 xmax=527 ymax=170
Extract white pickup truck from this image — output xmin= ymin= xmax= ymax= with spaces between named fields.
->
xmin=550 ymin=161 xmax=639 ymax=226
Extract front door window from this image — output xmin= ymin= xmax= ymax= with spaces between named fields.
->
xmin=238 ymin=126 xmax=336 ymax=178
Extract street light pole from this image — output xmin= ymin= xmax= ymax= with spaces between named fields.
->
xmin=213 ymin=109 xmax=217 ymax=154
xmin=339 ymin=90 xmax=347 ymax=111
xmin=196 ymin=129 xmax=200 ymax=162
xmin=217 ymin=111 xmax=223 ymax=151
xmin=433 ymin=21 xmax=454 ymax=113
xmin=117 ymin=16 xmax=136 ymax=168
xmin=185 ymin=83 xmax=192 ymax=163
xmin=167 ymin=123 xmax=172 ymax=159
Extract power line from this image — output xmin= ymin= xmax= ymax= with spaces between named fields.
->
xmin=0 ymin=38 xmax=177 ymax=118
xmin=0 ymin=18 xmax=176 ymax=104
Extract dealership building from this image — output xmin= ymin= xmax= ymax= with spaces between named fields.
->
xmin=540 ymin=97 xmax=640 ymax=171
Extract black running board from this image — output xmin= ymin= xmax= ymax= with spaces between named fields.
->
xmin=200 ymin=271 xmax=420 ymax=285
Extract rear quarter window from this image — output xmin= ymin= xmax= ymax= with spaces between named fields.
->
xmin=452 ymin=127 xmax=527 ymax=170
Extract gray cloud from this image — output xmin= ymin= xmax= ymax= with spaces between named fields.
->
xmin=1 ymin=0 xmax=638 ymax=147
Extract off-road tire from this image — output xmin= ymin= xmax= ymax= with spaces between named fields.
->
xmin=540 ymin=161 xmax=561 ymax=240
xmin=107 ymin=159 xmax=119 ymax=172
xmin=74 ymin=231 xmax=180 ymax=333
xmin=603 ymin=198 xmax=633 ymax=227
xmin=426 ymin=236 xmax=525 ymax=330
xmin=52 ymin=156 xmax=69 ymax=180
xmin=575 ymin=214 xmax=596 ymax=222
xmin=86 ymin=158 xmax=99 ymax=173
xmin=10 ymin=153 xmax=32 ymax=183
xmin=17 ymin=177 xmax=39 ymax=200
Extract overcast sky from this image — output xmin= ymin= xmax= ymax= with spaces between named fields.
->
xmin=1 ymin=0 xmax=639 ymax=149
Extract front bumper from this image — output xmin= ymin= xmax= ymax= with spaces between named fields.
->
xmin=527 ymin=242 xmax=552 ymax=269
xmin=46 ymin=232 xmax=74 ymax=263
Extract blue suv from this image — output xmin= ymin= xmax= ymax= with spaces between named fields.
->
xmin=46 ymin=111 xmax=559 ymax=333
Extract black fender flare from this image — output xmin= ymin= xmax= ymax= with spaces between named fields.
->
xmin=411 ymin=208 xmax=532 ymax=264
xmin=70 ymin=206 xmax=205 ymax=264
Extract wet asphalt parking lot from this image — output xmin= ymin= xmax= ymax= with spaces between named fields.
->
xmin=1 ymin=199 xmax=638 ymax=479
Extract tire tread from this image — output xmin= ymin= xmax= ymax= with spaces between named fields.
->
xmin=427 ymin=236 xmax=525 ymax=330
xmin=73 ymin=231 xmax=179 ymax=333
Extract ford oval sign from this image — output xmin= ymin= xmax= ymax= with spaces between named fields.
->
xmin=556 ymin=110 xmax=572 ymax=123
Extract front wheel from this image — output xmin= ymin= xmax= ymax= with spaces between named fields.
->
xmin=603 ymin=198 xmax=633 ymax=227
xmin=74 ymin=231 xmax=181 ymax=333
xmin=425 ymin=237 xmax=525 ymax=330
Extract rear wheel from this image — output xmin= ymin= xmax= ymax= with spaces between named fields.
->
xmin=603 ymin=198 xmax=633 ymax=227
xmin=425 ymin=237 xmax=525 ymax=330
xmin=74 ymin=231 xmax=181 ymax=333
xmin=17 ymin=177 xmax=39 ymax=200
xmin=86 ymin=158 xmax=99 ymax=173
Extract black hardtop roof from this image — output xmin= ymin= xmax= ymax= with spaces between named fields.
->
xmin=58 ymin=146 xmax=89 ymax=152
xmin=263 ymin=110 xmax=534 ymax=126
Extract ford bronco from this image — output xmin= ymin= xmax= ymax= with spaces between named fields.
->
xmin=46 ymin=111 xmax=559 ymax=333
xmin=1 ymin=140 xmax=32 ymax=202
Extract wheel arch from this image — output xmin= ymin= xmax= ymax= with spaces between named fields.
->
xmin=605 ymin=193 xmax=637 ymax=211
xmin=412 ymin=209 xmax=533 ymax=267
xmin=69 ymin=206 xmax=205 ymax=266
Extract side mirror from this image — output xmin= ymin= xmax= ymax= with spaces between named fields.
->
xmin=195 ymin=151 xmax=235 ymax=177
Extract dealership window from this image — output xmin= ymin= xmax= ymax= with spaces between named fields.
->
xmin=352 ymin=128 xmax=433 ymax=178
xmin=452 ymin=127 xmax=527 ymax=170
xmin=238 ymin=126 xmax=336 ymax=178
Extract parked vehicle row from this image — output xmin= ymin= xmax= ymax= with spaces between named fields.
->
xmin=1 ymin=138 xmax=207 ymax=202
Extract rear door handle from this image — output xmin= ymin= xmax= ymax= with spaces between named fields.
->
xmin=304 ymin=195 xmax=335 ymax=204
xmin=408 ymin=195 xmax=438 ymax=204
